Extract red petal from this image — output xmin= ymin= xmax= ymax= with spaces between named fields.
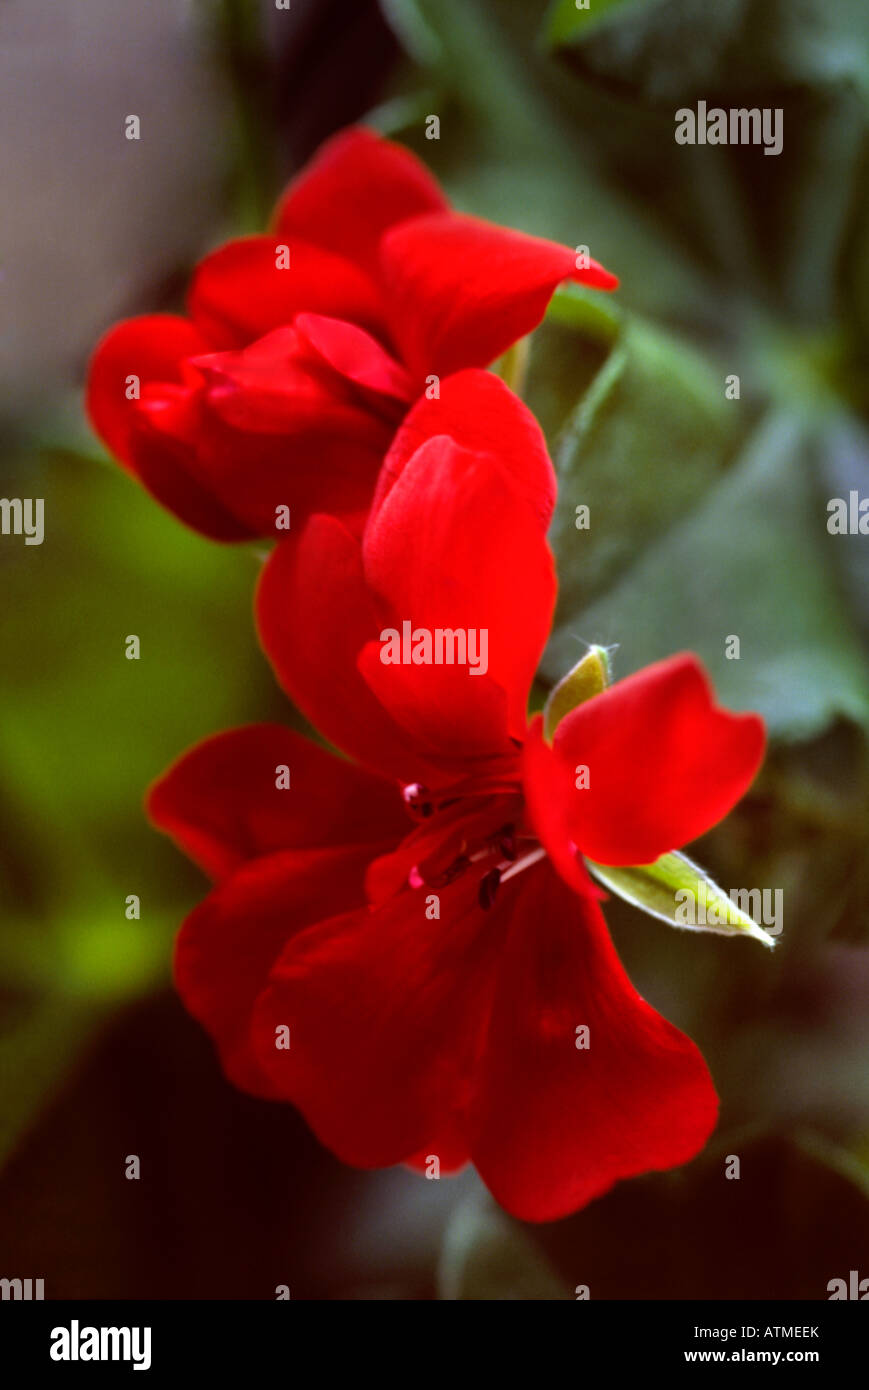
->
xmin=522 ymin=715 xmax=597 ymax=899
xmin=362 ymin=437 xmax=556 ymax=742
xmin=86 ymin=314 xmax=208 ymax=468
xmin=138 ymin=381 xmax=387 ymax=538
xmin=403 ymin=1145 xmax=470 ymax=1176
xmin=250 ymin=870 xmax=503 ymax=1167
xmin=273 ymin=126 xmax=449 ymax=280
xmin=381 ymin=212 xmax=618 ymax=380
xmin=188 ymin=236 xmax=385 ymax=348
xmin=294 ymin=313 xmax=413 ymax=406
xmin=551 ymin=654 xmax=766 ymax=866
xmin=86 ymin=319 xmax=256 ymax=540
xmin=469 ymin=863 xmax=718 ymax=1222
xmin=371 ymin=369 xmax=556 ymax=532
xmin=357 ymin=648 xmax=513 ymax=763
xmin=174 ymin=846 xmax=377 ymax=1097
xmin=256 ymin=516 xmax=448 ymax=786
xmin=148 ymin=724 xmax=408 ymax=881
xmin=194 ymin=320 xmax=407 ymax=434
xmin=120 ymin=390 xmax=258 ymax=541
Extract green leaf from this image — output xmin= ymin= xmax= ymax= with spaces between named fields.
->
xmin=542 ymin=0 xmax=869 ymax=322
xmin=545 ymin=312 xmax=737 ymax=626
xmin=587 ymin=851 xmax=777 ymax=947
xmin=818 ymin=414 xmax=869 ymax=639
xmin=545 ymin=0 xmax=655 ymax=49
xmin=545 ymin=0 xmax=869 ymax=105
xmin=546 ymin=411 xmax=869 ymax=739
xmin=546 ymin=282 xmax=623 ymax=345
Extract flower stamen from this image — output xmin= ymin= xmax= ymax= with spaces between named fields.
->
xmin=499 ymin=846 xmax=547 ymax=884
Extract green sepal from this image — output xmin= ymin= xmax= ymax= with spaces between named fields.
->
xmin=587 ymin=850 xmax=778 ymax=948
xmin=542 ymin=645 xmax=612 ymax=741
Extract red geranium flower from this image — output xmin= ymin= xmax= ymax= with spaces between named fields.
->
xmin=148 ymin=377 xmax=765 ymax=1222
xmin=85 ymin=126 xmax=616 ymax=541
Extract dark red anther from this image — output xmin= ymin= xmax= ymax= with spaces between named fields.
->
xmin=402 ymin=782 xmax=434 ymax=818
xmin=478 ymin=866 xmax=501 ymax=910
xmin=497 ymin=826 xmax=517 ymax=861
xmin=430 ymin=854 xmax=470 ymax=888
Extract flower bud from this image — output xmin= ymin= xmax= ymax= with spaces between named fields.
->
xmin=543 ymin=645 xmax=612 ymax=741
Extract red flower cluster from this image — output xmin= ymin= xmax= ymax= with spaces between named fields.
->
xmin=88 ymin=127 xmax=766 ymax=1222
xmin=86 ymin=127 xmax=613 ymax=541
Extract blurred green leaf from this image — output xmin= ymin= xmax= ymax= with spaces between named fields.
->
xmin=546 ymin=411 xmax=869 ymax=738
xmin=546 ymin=0 xmax=654 ymax=48
xmin=0 ymin=448 xmax=281 ymax=1163
xmin=545 ymin=311 xmax=737 ymax=623
xmin=0 ymin=995 xmax=96 ymax=1166
xmin=546 ymin=0 xmax=869 ymax=103
xmin=546 ymin=282 xmax=623 ymax=345
xmin=208 ymin=0 xmax=279 ymax=230
xmin=818 ymin=414 xmax=869 ymax=640
xmin=543 ymin=0 xmax=869 ymax=325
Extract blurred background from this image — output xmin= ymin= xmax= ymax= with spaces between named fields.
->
xmin=1 ymin=0 xmax=868 ymax=1299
